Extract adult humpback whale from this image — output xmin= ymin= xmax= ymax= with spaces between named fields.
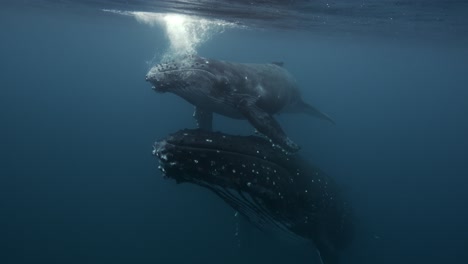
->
xmin=153 ymin=129 xmax=354 ymax=264
xmin=146 ymin=56 xmax=334 ymax=152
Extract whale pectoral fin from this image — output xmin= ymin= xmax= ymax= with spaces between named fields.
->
xmin=237 ymin=98 xmax=300 ymax=152
xmin=299 ymin=101 xmax=336 ymax=125
xmin=193 ymin=107 xmax=213 ymax=131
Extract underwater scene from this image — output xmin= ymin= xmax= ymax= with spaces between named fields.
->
xmin=1 ymin=1 xmax=467 ymax=264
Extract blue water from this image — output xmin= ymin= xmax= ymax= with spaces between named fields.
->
xmin=1 ymin=1 xmax=468 ymax=264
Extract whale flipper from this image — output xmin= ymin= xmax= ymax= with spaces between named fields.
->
xmin=237 ymin=96 xmax=299 ymax=152
xmin=194 ymin=107 xmax=213 ymax=131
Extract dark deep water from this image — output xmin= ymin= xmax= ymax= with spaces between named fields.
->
xmin=1 ymin=1 xmax=468 ymax=264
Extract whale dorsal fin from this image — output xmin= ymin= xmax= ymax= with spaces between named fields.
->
xmin=271 ymin=61 xmax=284 ymax=67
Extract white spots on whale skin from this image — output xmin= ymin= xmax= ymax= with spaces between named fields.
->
xmin=158 ymin=165 xmax=166 ymax=173
xmin=232 ymin=169 xmax=236 ymax=173
xmin=244 ymin=76 xmax=248 ymax=80
xmin=311 ymin=179 xmax=315 ymax=183
xmin=241 ymin=164 xmax=246 ymax=168
xmin=169 ymin=161 xmax=177 ymax=166
xmin=216 ymin=150 xmax=220 ymax=153
xmin=305 ymin=189 xmax=308 ymax=193
xmin=152 ymin=149 xmax=157 ymax=155
xmin=273 ymin=181 xmax=276 ymax=186
xmin=256 ymin=150 xmax=260 ymax=154
xmin=193 ymin=159 xmax=199 ymax=164
xmin=205 ymin=138 xmax=213 ymax=142
xmin=160 ymin=153 xmax=168 ymax=161
xmin=246 ymin=182 xmax=252 ymax=187
xmin=210 ymin=160 xmax=216 ymax=166
xmin=205 ymin=60 xmax=209 ymax=64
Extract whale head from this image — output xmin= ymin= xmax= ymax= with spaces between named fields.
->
xmin=145 ymin=56 xmax=221 ymax=94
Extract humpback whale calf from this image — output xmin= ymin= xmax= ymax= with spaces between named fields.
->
xmin=153 ymin=129 xmax=354 ymax=264
xmin=146 ymin=56 xmax=334 ymax=152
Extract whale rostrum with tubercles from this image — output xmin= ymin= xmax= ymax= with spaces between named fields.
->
xmin=145 ymin=55 xmax=334 ymax=152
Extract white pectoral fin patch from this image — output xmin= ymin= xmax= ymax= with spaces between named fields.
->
xmin=193 ymin=107 xmax=213 ymax=131
xmin=254 ymin=84 xmax=266 ymax=97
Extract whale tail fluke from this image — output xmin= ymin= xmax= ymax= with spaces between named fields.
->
xmin=299 ymin=101 xmax=336 ymax=125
